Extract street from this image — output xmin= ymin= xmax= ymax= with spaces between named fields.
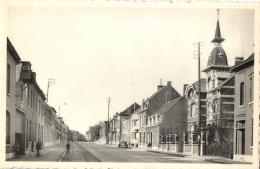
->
xmin=9 ymin=142 xmax=252 ymax=164
xmin=59 ymin=142 xmax=209 ymax=163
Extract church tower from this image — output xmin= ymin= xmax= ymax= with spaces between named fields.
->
xmin=203 ymin=9 xmax=231 ymax=92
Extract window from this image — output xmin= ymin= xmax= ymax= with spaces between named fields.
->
xmin=6 ymin=64 xmax=11 ymax=94
xmin=251 ymin=119 xmax=253 ymax=146
xmin=249 ymin=76 xmax=254 ymax=102
xmin=26 ymin=87 xmax=30 ymax=107
xmin=6 ymin=111 xmax=10 ymax=144
xmin=21 ymin=85 xmax=24 ymax=101
xmin=191 ymin=103 xmax=195 ymax=117
xmin=240 ymin=82 xmax=245 ymax=106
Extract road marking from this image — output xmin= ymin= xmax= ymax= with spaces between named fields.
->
xmin=58 ymin=150 xmax=66 ymax=162
xmin=69 ymin=150 xmax=72 ymax=161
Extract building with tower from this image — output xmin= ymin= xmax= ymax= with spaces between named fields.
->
xmin=202 ymin=10 xmax=235 ymax=158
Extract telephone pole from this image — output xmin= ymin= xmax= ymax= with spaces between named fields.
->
xmin=107 ymin=97 xmax=110 ymax=144
xmin=193 ymin=41 xmax=203 ymax=156
xmin=46 ymin=78 xmax=55 ymax=103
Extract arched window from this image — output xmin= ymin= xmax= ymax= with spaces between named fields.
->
xmin=6 ymin=111 xmax=10 ymax=144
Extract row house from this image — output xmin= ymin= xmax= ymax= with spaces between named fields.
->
xmin=43 ymin=105 xmax=59 ymax=146
xmin=230 ymin=54 xmax=254 ymax=162
xmin=15 ymin=61 xmax=46 ymax=154
xmin=6 ymin=38 xmax=21 ymax=159
xmin=130 ymin=107 xmax=142 ymax=147
xmin=120 ymin=103 xmax=140 ymax=145
xmin=6 ymin=38 xmax=69 ymax=159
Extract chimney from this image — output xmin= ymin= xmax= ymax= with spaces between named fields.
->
xmin=167 ymin=81 xmax=172 ymax=86
xmin=235 ymin=57 xmax=244 ymax=65
xmin=32 ymin=72 xmax=36 ymax=81
xmin=21 ymin=61 xmax=32 ymax=71
xmin=183 ymin=84 xmax=189 ymax=96
xmin=157 ymin=78 xmax=164 ymax=90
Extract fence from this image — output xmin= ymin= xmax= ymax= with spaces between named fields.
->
xmin=205 ymin=142 xmax=233 ymax=158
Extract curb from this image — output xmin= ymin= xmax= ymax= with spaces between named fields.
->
xmin=147 ymin=150 xmax=186 ymax=157
xmin=204 ymin=159 xmax=252 ymax=164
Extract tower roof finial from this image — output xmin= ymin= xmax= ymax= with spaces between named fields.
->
xmin=211 ymin=9 xmax=225 ymax=44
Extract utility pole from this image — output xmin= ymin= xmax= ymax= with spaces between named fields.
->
xmin=107 ymin=97 xmax=110 ymax=144
xmin=197 ymin=42 xmax=201 ymax=156
xmin=46 ymin=78 xmax=55 ymax=103
xmin=193 ymin=41 xmax=203 ymax=156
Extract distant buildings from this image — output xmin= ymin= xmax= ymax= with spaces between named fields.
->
xmin=6 ymin=38 xmax=70 ymax=159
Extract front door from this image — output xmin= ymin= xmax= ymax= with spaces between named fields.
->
xmin=15 ymin=133 xmax=25 ymax=155
xmin=236 ymin=129 xmax=245 ymax=155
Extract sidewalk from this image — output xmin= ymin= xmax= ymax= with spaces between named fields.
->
xmin=7 ymin=143 xmax=66 ymax=162
xmin=147 ymin=150 xmax=252 ymax=164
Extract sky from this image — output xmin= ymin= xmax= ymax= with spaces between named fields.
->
xmin=7 ymin=6 xmax=254 ymax=135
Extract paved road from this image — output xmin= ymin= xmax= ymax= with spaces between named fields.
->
xmin=61 ymin=142 xmax=100 ymax=162
xmin=77 ymin=142 xmax=210 ymax=163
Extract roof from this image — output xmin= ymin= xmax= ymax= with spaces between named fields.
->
xmin=32 ymin=72 xmax=47 ymax=101
xmin=120 ymin=103 xmax=140 ymax=116
xmin=230 ymin=53 xmax=254 ymax=72
xmin=152 ymin=97 xmax=183 ymax=115
xmin=7 ymin=38 xmax=21 ymax=63
xmin=215 ymin=75 xmax=234 ymax=90
xmin=207 ymin=46 xmax=228 ymax=67
xmin=192 ymin=79 xmax=206 ymax=93
xmin=211 ymin=20 xmax=225 ymax=43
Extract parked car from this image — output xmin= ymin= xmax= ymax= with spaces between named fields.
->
xmin=118 ymin=141 xmax=128 ymax=148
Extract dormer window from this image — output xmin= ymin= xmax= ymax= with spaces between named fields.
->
xmin=218 ymin=52 xmax=223 ymax=58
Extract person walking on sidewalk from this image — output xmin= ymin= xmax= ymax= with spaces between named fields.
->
xmin=36 ymin=141 xmax=42 ymax=157
xmin=66 ymin=141 xmax=70 ymax=153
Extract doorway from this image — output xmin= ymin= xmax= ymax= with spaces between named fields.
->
xmin=236 ymin=129 xmax=245 ymax=155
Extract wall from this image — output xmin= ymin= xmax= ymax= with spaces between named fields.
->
xmin=233 ymin=65 xmax=254 ymax=158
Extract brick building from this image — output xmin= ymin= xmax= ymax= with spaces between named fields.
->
xmin=154 ymin=97 xmax=187 ymax=153
xmin=230 ymin=54 xmax=254 ymax=162
xmin=183 ymin=79 xmax=207 ymax=155
xmin=138 ymin=81 xmax=181 ymax=149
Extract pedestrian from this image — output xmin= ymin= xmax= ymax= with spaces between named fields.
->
xmin=14 ymin=142 xmax=20 ymax=157
xmin=66 ymin=141 xmax=70 ymax=153
xmin=36 ymin=141 xmax=42 ymax=157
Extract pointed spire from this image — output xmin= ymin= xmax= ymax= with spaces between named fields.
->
xmin=211 ymin=9 xmax=225 ymax=44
